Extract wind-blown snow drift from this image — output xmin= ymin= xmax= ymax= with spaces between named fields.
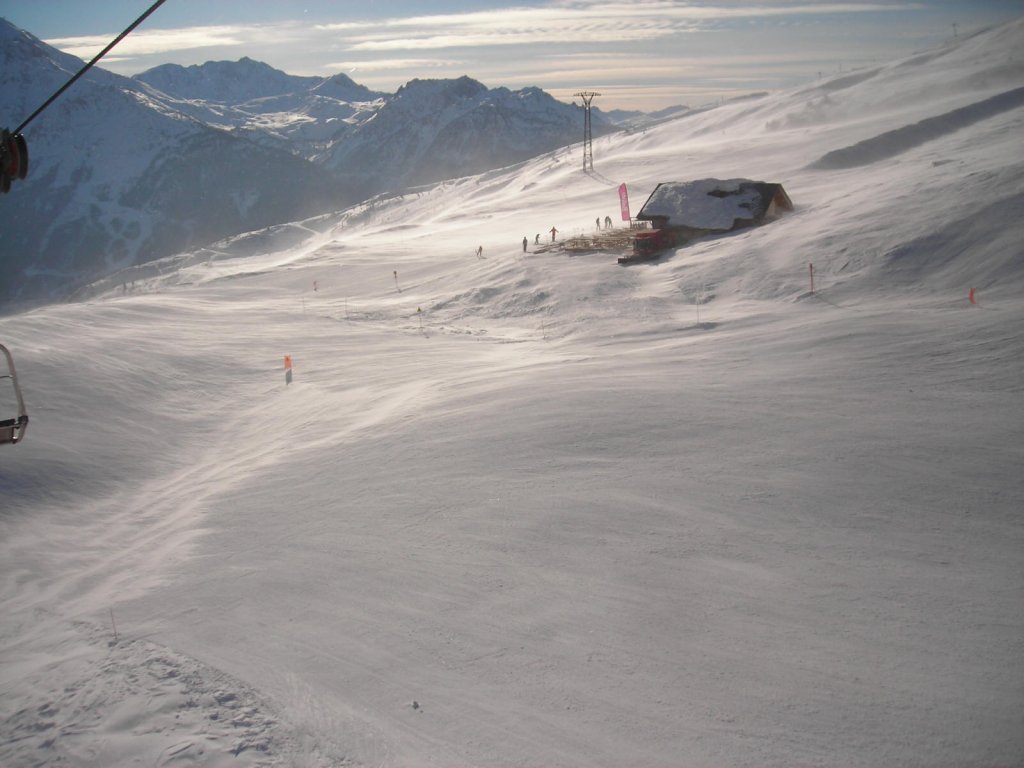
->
xmin=1 ymin=18 xmax=1022 ymax=768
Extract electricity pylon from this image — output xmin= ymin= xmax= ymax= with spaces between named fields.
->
xmin=575 ymin=91 xmax=600 ymax=172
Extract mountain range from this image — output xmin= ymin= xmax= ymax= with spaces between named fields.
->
xmin=0 ymin=18 xmax=620 ymax=306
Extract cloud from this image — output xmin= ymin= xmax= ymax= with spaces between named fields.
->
xmin=347 ymin=27 xmax=673 ymax=52
xmin=41 ymin=1 xmax=930 ymax=109
xmin=49 ymin=1 xmax=919 ymax=61
xmin=46 ymin=26 xmax=251 ymax=59
xmin=329 ymin=58 xmax=465 ymax=74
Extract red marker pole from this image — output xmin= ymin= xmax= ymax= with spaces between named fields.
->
xmin=969 ymin=287 xmax=977 ymax=305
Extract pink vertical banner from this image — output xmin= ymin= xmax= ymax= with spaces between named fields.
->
xmin=618 ymin=183 xmax=630 ymax=221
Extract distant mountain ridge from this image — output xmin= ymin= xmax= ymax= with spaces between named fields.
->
xmin=0 ymin=20 xmax=353 ymax=305
xmin=132 ymin=58 xmax=387 ymax=158
xmin=135 ymin=61 xmax=615 ymax=194
xmin=0 ymin=17 xmax=620 ymax=305
xmin=136 ymin=57 xmax=328 ymax=102
xmin=321 ymin=76 xmax=614 ymax=192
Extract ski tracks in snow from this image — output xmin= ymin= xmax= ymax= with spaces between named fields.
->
xmin=0 ymin=620 xmax=342 ymax=768
xmin=0 ymin=375 xmax=437 ymax=767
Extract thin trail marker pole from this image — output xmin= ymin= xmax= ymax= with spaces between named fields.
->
xmin=284 ymin=355 xmax=293 ymax=385
xmin=109 ymin=608 xmax=119 ymax=644
xmin=809 ymin=263 xmax=815 ymax=295
xmin=393 ymin=270 xmax=400 ymax=292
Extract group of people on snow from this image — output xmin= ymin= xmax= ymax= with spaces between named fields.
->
xmin=518 ymin=227 xmax=557 ymax=253
xmin=491 ymin=215 xmax=617 ymax=257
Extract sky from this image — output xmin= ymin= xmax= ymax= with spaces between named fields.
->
xmin=3 ymin=1 xmax=1022 ymax=111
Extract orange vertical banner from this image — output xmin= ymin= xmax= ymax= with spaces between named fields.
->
xmin=968 ymin=287 xmax=977 ymax=305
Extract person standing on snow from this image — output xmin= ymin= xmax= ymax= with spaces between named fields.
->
xmin=522 ymin=236 xmax=528 ymax=252
xmin=550 ymin=226 xmax=558 ymax=242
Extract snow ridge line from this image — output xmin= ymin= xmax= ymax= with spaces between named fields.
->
xmin=810 ymin=86 xmax=1024 ymax=169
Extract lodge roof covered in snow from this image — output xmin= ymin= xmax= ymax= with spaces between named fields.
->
xmin=637 ymin=179 xmax=793 ymax=232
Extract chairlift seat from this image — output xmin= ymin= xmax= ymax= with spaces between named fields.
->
xmin=1 ymin=343 xmax=29 ymax=445
xmin=0 ymin=415 xmax=28 ymax=445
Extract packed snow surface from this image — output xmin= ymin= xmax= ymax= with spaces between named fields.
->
xmin=2 ymin=19 xmax=1023 ymax=768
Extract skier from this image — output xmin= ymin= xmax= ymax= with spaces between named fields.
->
xmin=605 ymin=215 xmax=613 ymax=228
xmin=522 ymin=236 xmax=528 ymax=253
xmin=535 ymin=234 xmax=540 ymax=245
xmin=550 ymin=226 xmax=558 ymax=242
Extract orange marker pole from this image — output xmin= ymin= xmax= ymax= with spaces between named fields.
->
xmin=284 ymin=355 xmax=293 ymax=385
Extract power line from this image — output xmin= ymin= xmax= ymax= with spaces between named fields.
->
xmin=14 ymin=0 xmax=170 ymax=135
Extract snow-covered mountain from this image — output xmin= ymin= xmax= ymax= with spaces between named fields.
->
xmin=133 ymin=59 xmax=386 ymax=157
xmin=319 ymin=76 xmax=613 ymax=193
xmin=599 ymin=103 xmax=692 ymax=129
xmin=136 ymin=56 xmax=326 ymax=103
xmin=137 ymin=61 xmax=614 ymax=195
xmin=2 ymin=16 xmax=1023 ymax=768
xmin=0 ymin=20 xmax=355 ymax=306
xmin=1 ymin=18 xmax=615 ymax=306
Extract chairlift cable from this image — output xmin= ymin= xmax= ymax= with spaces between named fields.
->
xmin=13 ymin=0 xmax=170 ymax=135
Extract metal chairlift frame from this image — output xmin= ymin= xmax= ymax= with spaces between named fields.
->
xmin=0 ymin=344 xmax=29 ymax=445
